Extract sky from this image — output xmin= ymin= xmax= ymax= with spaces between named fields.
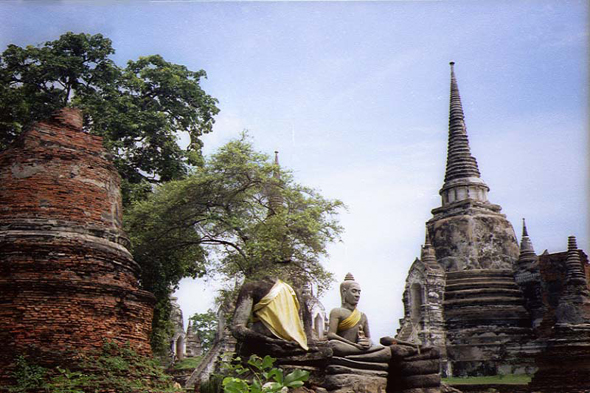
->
xmin=1 ymin=0 xmax=587 ymax=341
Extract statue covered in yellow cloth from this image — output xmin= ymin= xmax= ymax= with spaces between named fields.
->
xmin=231 ymin=276 xmax=331 ymax=361
xmin=251 ymin=279 xmax=308 ymax=350
xmin=327 ymin=273 xmax=391 ymax=362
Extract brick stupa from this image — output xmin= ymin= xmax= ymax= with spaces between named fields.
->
xmin=0 ymin=108 xmax=155 ymax=381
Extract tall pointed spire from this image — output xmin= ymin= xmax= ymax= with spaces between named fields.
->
xmin=439 ymin=63 xmax=490 ymax=207
xmin=445 ymin=62 xmax=481 ymax=182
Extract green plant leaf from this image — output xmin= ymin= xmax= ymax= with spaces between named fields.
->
xmin=266 ymin=368 xmax=283 ymax=384
xmin=223 ymin=377 xmax=250 ymax=393
xmin=260 ymin=355 xmax=276 ymax=371
xmin=284 ymin=369 xmax=309 ymax=387
xmin=247 ymin=355 xmax=264 ymax=370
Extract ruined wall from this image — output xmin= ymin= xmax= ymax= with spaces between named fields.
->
xmin=519 ymin=249 xmax=590 ymax=337
xmin=527 ymin=244 xmax=590 ymax=392
xmin=0 ymin=108 xmax=155 ymax=379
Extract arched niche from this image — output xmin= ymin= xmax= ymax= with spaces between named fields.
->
xmin=410 ymin=283 xmax=424 ymax=324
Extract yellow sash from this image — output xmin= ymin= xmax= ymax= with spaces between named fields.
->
xmin=252 ymin=280 xmax=308 ymax=350
xmin=338 ymin=308 xmax=361 ymax=331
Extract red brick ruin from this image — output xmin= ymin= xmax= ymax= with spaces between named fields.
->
xmin=0 ymin=108 xmax=155 ymax=381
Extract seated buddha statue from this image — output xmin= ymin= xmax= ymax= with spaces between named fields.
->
xmin=231 ymin=276 xmax=331 ymax=362
xmin=327 ymin=273 xmax=391 ymax=364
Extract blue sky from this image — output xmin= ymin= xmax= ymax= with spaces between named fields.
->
xmin=1 ymin=0 xmax=587 ymax=340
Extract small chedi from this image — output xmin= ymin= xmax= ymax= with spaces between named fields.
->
xmin=0 ymin=108 xmax=155 ymax=383
xmin=231 ymin=274 xmax=443 ymax=393
xmin=397 ymin=62 xmax=590 ymax=392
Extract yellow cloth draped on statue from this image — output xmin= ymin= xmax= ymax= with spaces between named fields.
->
xmin=338 ymin=308 xmax=361 ymax=331
xmin=252 ymin=279 xmax=308 ymax=350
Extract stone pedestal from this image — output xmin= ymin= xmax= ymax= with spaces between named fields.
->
xmin=528 ymin=324 xmax=590 ymax=392
xmin=324 ymin=371 xmax=388 ymax=393
xmin=387 ymin=346 xmax=442 ymax=393
xmin=443 ymin=270 xmax=534 ymax=376
xmin=316 ymin=345 xmax=443 ymax=393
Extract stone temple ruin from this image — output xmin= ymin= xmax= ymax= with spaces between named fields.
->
xmin=169 ymin=296 xmax=204 ymax=362
xmin=179 ymin=63 xmax=590 ymax=393
xmin=0 ymin=108 xmax=155 ymax=383
xmin=0 ymin=65 xmax=588 ymax=393
xmin=396 ymin=63 xmax=590 ymax=390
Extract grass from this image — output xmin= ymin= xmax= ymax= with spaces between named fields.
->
xmin=443 ymin=374 xmax=532 ymax=385
xmin=173 ymin=356 xmax=202 ymax=370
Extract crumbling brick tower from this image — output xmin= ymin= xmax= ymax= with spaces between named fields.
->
xmin=0 ymin=108 xmax=155 ymax=381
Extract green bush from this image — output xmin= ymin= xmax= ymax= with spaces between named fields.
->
xmin=200 ymin=375 xmax=225 ymax=393
xmin=9 ymin=341 xmax=182 ymax=393
xmin=221 ymin=355 xmax=309 ymax=393
xmin=8 ymin=355 xmax=48 ymax=392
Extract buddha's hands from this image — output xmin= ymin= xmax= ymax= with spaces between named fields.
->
xmin=357 ymin=337 xmax=372 ymax=350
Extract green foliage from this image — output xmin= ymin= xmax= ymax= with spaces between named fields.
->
xmin=221 ymin=355 xmax=309 ymax=393
xmin=172 ymin=356 xmax=202 ymax=370
xmin=8 ymin=355 xmax=48 ymax=392
xmin=150 ymin=294 xmax=177 ymax=356
xmin=200 ymin=374 xmax=225 ymax=393
xmin=189 ymin=309 xmax=219 ymax=352
xmin=46 ymin=368 xmax=89 ymax=393
xmin=126 ymin=134 xmax=343 ymax=298
xmin=9 ymin=342 xmax=182 ymax=393
xmin=0 ymin=31 xmax=219 ymax=205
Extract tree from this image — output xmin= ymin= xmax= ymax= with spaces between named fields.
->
xmin=126 ymin=134 xmax=343 ymax=293
xmin=0 ymin=32 xmax=219 ymax=204
xmin=189 ymin=310 xmax=218 ymax=352
xmin=125 ymin=134 xmax=344 ymax=351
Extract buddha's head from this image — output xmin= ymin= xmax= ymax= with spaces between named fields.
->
xmin=340 ymin=272 xmax=361 ymax=308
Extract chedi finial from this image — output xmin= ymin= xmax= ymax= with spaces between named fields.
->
xmin=344 ymin=272 xmax=355 ymax=281
xmin=522 ymin=218 xmax=529 ymax=237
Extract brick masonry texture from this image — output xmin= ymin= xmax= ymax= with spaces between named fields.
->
xmin=0 ymin=108 xmax=155 ymax=381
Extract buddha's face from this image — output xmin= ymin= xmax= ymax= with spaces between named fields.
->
xmin=342 ymin=282 xmax=361 ymax=306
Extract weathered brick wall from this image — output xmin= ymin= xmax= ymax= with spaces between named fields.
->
xmin=0 ymin=108 xmax=155 ymax=381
